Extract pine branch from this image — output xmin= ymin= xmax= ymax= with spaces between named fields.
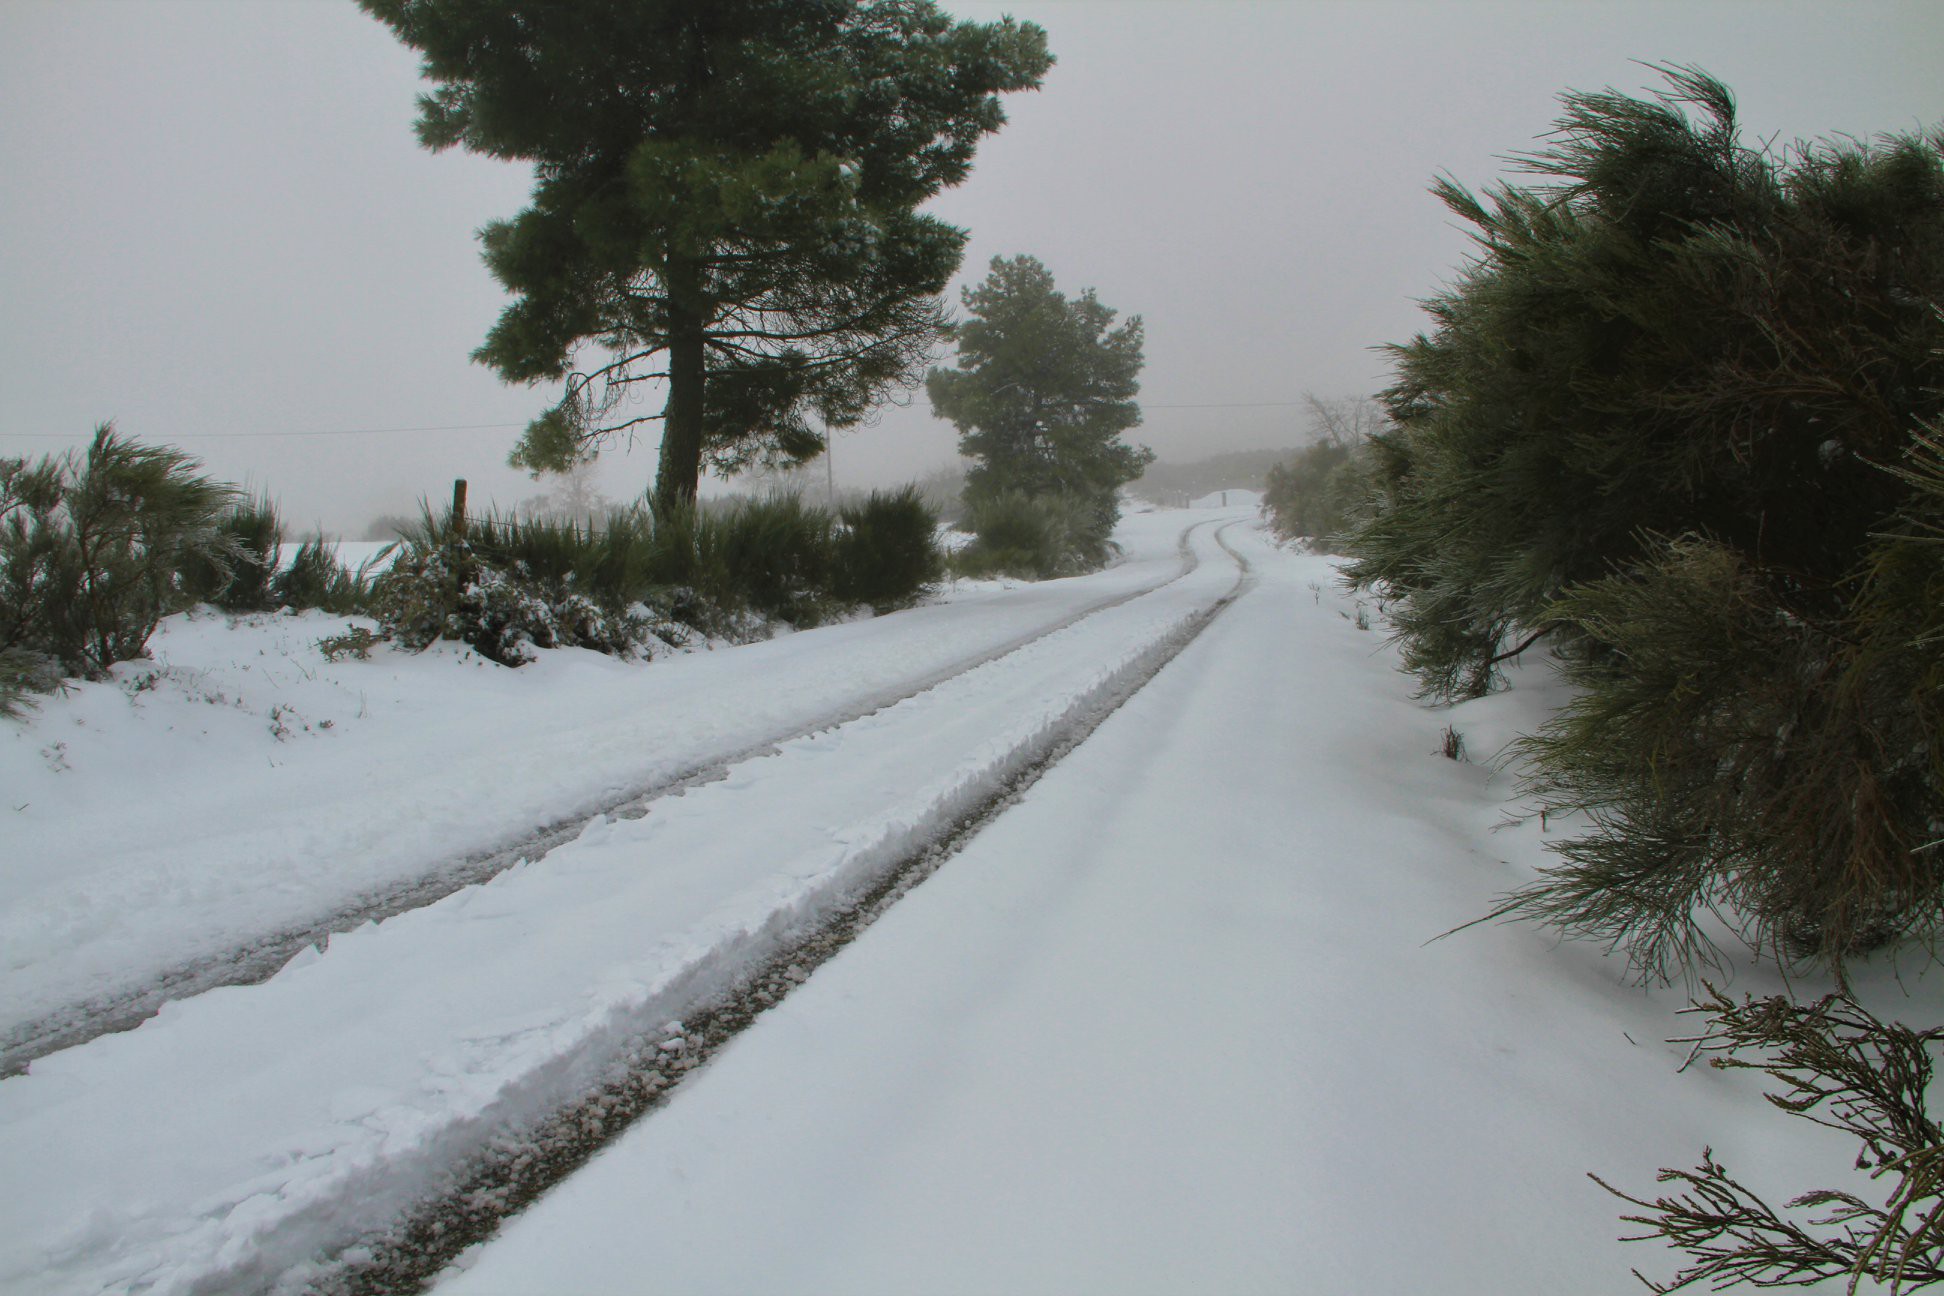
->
xmin=1598 ymin=990 xmax=1944 ymax=1293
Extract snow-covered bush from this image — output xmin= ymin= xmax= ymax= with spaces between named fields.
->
xmin=370 ymin=533 xmax=667 ymax=667
xmin=367 ymin=487 xmax=944 ymax=667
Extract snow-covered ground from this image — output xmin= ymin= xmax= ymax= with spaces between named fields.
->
xmin=2 ymin=508 xmax=1931 ymax=1294
xmin=436 ymin=524 xmax=1923 ymax=1296
xmin=1 ymin=509 xmax=1200 ymax=1061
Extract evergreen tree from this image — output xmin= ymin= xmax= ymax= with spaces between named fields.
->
xmin=1341 ymin=67 xmax=1944 ymax=973
xmin=360 ymin=0 xmax=1052 ymax=515
xmin=926 ymin=254 xmax=1151 ymax=557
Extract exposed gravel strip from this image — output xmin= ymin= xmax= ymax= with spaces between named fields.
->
xmin=2 ymin=527 xmax=1208 ymax=1076
xmin=305 ymin=525 xmax=1252 ymax=1296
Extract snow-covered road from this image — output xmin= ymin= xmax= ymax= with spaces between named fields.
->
xmin=3 ymin=511 xmax=1909 ymax=1295
xmin=436 ymin=524 xmax=1873 ymax=1296
xmin=1 ymin=511 xmax=1251 ymax=1295
xmin=2 ymin=510 xmax=1207 ymax=1068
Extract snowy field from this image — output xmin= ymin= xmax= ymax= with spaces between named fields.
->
xmin=1 ymin=508 xmax=1931 ymax=1294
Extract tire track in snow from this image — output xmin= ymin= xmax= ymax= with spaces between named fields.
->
xmin=1 ymin=524 xmax=1215 ymax=1076
xmin=312 ymin=524 xmax=1254 ymax=1296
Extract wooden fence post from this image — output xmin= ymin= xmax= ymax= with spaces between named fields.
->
xmin=451 ymin=478 xmax=468 ymax=541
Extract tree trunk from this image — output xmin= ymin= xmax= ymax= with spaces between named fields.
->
xmin=655 ymin=258 xmax=707 ymax=517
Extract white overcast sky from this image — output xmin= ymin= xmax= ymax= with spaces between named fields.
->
xmin=3 ymin=1 xmax=1940 ymax=532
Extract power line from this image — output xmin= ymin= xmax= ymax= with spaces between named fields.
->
xmin=0 ymin=421 xmax=526 ymax=442
xmin=903 ymin=395 xmax=1306 ymax=412
xmin=1142 ymin=400 xmax=1306 ymax=410
xmin=0 ymin=398 xmax=1306 ymax=445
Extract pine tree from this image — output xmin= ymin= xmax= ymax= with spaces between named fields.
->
xmin=360 ymin=0 xmax=1052 ymax=515
xmin=926 ymin=254 xmax=1151 ymax=560
xmin=1342 ymin=67 xmax=1944 ymax=973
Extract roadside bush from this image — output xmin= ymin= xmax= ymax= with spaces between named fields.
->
xmin=274 ymin=539 xmax=379 ymax=615
xmin=370 ymin=506 xmax=673 ymax=666
xmin=1264 ymin=396 xmax=1386 ymax=550
xmin=1504 ymin=526 xmax=1943 ymax=972
xmin=631 ymin=502 xmax=728 ymax=634
xmin=832 ymin=487 xmax=944 ymax=612
xmin=710 ymin=493 xmax=837 ymax=625
xmin=1345 ymin=67 xmax=1944 ymax=974
xmin=1262 ymin=439 xmax=1368 ymax=549
xmin=368 ymin=485 xmax=945 ymax=666
xmin=179 ymin=495 xmax=282 ymax=612
xmin=0 ymin=424 xmax=236 ymax=682
xmin=175 ymin=497 xmax=379 ymax=617
xmin=954 ymin=489 xmax=1110 ymax=579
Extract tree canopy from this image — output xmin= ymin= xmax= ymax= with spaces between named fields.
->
xmin=360 ymin=0 xmax=1052 ymax=514
xmin=926 ymin=254 xmax=1150 ymax=541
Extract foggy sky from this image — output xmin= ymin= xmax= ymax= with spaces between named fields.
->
xmin=3 ymin=0 xmax=1939 ymax=534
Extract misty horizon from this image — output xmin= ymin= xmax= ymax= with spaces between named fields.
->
xmin=4 ymin=0 xmax=1939 ymax=533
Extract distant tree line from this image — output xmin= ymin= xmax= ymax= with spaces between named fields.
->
xmin=1127 ymin=448 xmax=1290 ymax=507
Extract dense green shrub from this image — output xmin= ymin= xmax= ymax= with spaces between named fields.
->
xmin=172 ymin=494 xmax=376 ymax=617
xmin=1343 ymin=68 xmax=1944 ymax=973
xmin=832 ymin=486 xmax=944 ymax=612
xmin=274 ymin=539 xmax=379 ymax=615
xmin=952 ymin=488 xmax=1109 ymax=579
xmin=1 ymin=425 xmax=236 ymax=682
xmin=709 ymin=493 xmax=838 ymax=625
xmin=1261 ymin=439 xmax=1368 ymax=549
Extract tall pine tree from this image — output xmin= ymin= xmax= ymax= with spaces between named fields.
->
xmin=927 ymin=254 xmax=1150 ymax=548
xmin=361 ymin=0 xmax=1051 ymax=515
